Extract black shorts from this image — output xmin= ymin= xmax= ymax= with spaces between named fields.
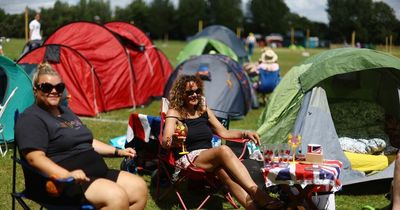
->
xmin=25 ymin=149 xmax=120 ymax=205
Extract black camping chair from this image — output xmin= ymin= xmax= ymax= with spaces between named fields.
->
xmin=11 ymin=110 xmax=95 ymax=210
xmin=212 ymin=109 xmax=265 ymax=190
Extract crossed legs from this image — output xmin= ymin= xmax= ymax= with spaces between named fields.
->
xmin=85 ymin=171 xmax=148 ymax=210
xmin=194 ymin=145 xmax=275 ymax=209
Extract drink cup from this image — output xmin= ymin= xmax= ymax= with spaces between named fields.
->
xmin=307 ymin=144 xmax=322 ymax=154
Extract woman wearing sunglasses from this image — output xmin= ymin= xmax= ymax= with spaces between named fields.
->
xmin=163 ymin=75 xmax=283 ymax=210
xmin=15 ymin=62 xmax=148 ymax=210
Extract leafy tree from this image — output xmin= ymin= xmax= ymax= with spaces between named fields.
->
xmin=147 ymin=0 xmax=175 ymax=39
xmin=176 ymin=0 xmax=208 ymax=39
xmin=284 ymin=13 xmax=329 ymax=40
xmin=249 ymin=0 xmax=289 ymax=35
xmin=327 ymin=0 xmax=398 ymax=44
xmin=75 ymin=0 xmax=112 ymax=23
xmin=369 ymin=1 xmax=399 ymax=44
xmin=114 ymin=0 xmax=149 ymax=31
xmin=41 ymin=1 xmax=76 ymax=38
xmin=208 ymin=0 xmax=243 ymax=31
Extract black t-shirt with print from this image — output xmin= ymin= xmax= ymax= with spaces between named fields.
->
xmin=15 ymin=104 xmax=93 ymax=163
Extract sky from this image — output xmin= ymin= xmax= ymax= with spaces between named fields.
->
xmin=0 ymin=0 xmax=399 ymax=24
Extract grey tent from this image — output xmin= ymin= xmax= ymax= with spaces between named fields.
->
xmin=164 ymin=54 xmax=255 ymax=119
xmin=190 ymin=25 xmax=248 ymax=63
xmin=257 ymin=48 xmax=400 ymax=187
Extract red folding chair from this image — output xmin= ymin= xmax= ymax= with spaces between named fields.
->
xmin=155 ymin=98 xmax=249 ymax=210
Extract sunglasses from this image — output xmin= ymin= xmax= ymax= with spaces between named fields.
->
xmin=36 ymin=82 xmax=65 ymax=94
xmin=185 ymin=89 xmax=201 ymax=96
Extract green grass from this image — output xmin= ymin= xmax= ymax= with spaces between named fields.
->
xmin=1 ymin=39 xmax=399 ymax=209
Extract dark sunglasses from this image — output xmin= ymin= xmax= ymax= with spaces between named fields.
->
xmin=185 ymin=89 xmax=201 ymax=96
xmin=36 ymin=82 xmax=65 ymax=94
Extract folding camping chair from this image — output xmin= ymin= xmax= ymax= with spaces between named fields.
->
xmin=122 ymin=113 xmax=161 ymax=175
xmin=154 ymin=98 xmax=249 ymax=210
xmin=11 ymin=111 xmax=94 ymax=210
xmin=255 ymin=69 xmax=281 ymax=105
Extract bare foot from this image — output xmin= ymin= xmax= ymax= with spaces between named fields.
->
xmin=249 ymin=186 xmax=284 ymax=210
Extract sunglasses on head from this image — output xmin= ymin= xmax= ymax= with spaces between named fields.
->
xmin=185 ymin=89 xmax=201 ymax=96
xmin=36 ymin=82 xmax=65 ymax=94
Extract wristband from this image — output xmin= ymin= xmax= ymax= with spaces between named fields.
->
xmin=114 ymin=148 xmax=120 ymax=157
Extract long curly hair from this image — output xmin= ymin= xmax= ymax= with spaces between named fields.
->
xmin=169 ymin=75 xmax=206 ymax=118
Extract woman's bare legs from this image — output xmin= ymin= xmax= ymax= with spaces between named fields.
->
xmin=84 ymin=172 xmax=148 ymax=210
xmin=116 ymin=171 xmax=148 ymax=210
xmin=85 ymin=178 xmax=129 ymax=210
xmin=194 ymin=145 xmax=272 ymax=206
xmin=216 ymin=168 xmax=257 ymax=210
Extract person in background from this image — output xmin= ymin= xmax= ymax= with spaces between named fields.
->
xmin=162 ymin=75 xmax=283 ymax=210
xmin=392 ymin=151 xmax=400 ymax=209
xmin=29 ymin=12 xmax=42 ymax=50
xmin=253 ymin=47 xmax=281 ymax=105
xmin=246 ymin=32 xmax=256 ymax=59
xmin=15 ymin=62 xmax=148 ymax=210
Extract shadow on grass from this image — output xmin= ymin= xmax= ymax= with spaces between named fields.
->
xmin=337 ymin=179 xmax=392 ymax=195
xmin=149 ymin=179 xmax=240 ymax=210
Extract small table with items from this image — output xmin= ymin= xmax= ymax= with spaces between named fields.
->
xmin=262 ymin=160 xmax=343 ymax=210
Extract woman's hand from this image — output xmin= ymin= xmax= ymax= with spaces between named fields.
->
xmin=244 ymin=130 xmax=261 ymax=145
xmin=69 ymin=169 xmax=90 ymax=183
xmin=117 ymin=147 xmax=137 ymax=158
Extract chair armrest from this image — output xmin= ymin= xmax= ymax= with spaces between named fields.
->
xmin=215 ymin=135 xmax=250 ymax=160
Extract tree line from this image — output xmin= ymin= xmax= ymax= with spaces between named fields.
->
xmin=0 ymin=0 xmax=399 ymax=44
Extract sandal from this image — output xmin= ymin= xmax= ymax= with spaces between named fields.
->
xmin=250 ymin=186 xmax=285 ymax=210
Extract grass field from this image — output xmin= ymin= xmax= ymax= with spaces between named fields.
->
xmin=1 ymin=39 xmax=399 ymax=209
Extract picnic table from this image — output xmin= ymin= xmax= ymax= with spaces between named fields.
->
xmin=262 ymin=160 xmax=342 ymax=210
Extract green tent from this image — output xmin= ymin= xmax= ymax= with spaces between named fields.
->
xmin=257 ymin=48 xmax=400 ymax=144
xmin=257 ymin=48 xmax=400 ymax=186
xmin=176 ymin=38 xmax=238 ymax=65
xmin=0 ymin=56 xmax=34 ymax=143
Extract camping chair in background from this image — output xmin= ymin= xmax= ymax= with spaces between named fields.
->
xmin=154 ymin=98 xmax=249 ymax=210
xmin=122 ymin=113 xmax=161 ymax=175
xmin=11 ymin=111 xmax=95 ymax=210
xmin=255 ymin=69 xmax=281 ymax=105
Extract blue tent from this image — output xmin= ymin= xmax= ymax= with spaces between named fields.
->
xmin=189 ymin=25 xmax=248 ymax=63
xmin=164 ymin=54 xmax=255 ymax=119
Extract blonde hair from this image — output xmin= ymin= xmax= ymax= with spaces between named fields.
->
xmin=169 ymin=75 xmax=206 ymax=118
xmin=32 ymin=62 xmax=60 ymax=87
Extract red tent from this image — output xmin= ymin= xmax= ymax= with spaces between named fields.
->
xmin=40 ymin=21 xmax=172 ymax=115
xmin=18 ymin=44 xmax=104 ymax=116
xmin=104 ymin=22 xmax=173 ymax=106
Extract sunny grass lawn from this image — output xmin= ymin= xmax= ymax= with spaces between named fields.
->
xmin=1 ymin=39 xmax=398 ymax=209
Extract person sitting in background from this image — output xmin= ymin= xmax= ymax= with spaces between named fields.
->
xmin=162 ymin=74 xmax=283 ymax=210
xmin=15 ymin=62 xmax=148 ymax=210
xmin=253 ymin=47 xmax=281 ymax=105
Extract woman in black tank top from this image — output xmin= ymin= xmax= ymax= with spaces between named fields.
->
xmin=163 ymin=75 xmax=283 ymax=210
